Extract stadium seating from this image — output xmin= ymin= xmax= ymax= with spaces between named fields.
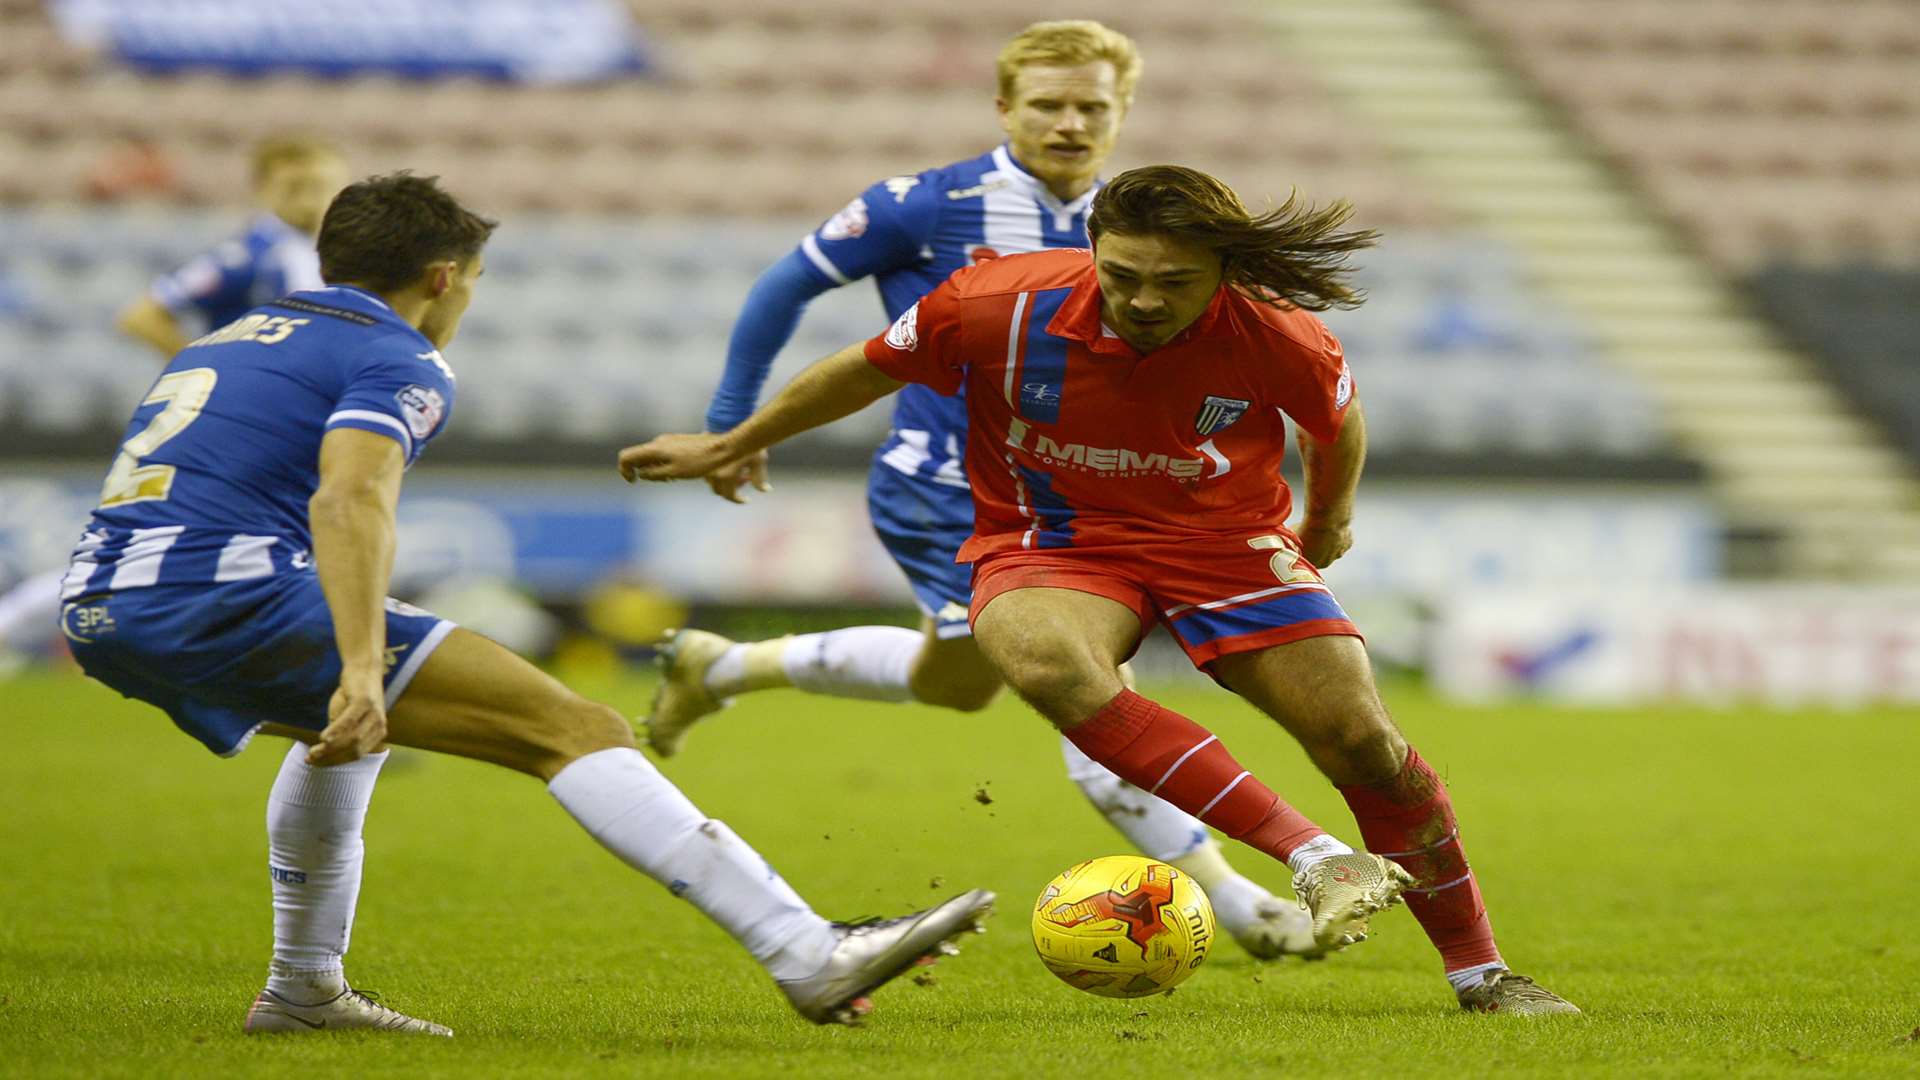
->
xmin=0 ymin=208 xmax=1670 ymax=465
xmin=1442 ymin=0 xmax=1920 ymax=270
xmin=1748 ymin=263 xmax=1920 ymax=462
xmin=0 ymin=1 xmax=1682 ymax=469
xmin=0 ymin=1 xmax=1441 ymax=227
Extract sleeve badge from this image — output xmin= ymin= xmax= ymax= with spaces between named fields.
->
xmin=884 ymin=302 xmax=920 ymax=351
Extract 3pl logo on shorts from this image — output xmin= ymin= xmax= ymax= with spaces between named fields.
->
xmin=59 ymin=601 xmax=116 ymax=644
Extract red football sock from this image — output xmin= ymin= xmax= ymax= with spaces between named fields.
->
xmin=1064 ymin=689 xmax=1326 ymax=864
xmin=1339 ymin=747 xmax=1502 ymax=973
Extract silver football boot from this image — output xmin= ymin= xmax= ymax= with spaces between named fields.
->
xmin=1457 ymin=969 xmax=1582 ymax=1015
xmin=1290 ymin=852 xmax=1415 ymax=952
xmin=243 ymin=986 xmax=453 ymax=1035
xmin=778 ymin=889 xmax=996 ymax=1025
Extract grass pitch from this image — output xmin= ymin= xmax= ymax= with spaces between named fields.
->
xmin=3 ymin=664 xmax=1917 ymax=1078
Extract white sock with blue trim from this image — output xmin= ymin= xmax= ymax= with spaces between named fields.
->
xmin=781 ymin=627 xmax=920 ymax=702
xmin=705 ymin=628 xmax=922 ymax=703
xmin=264 ymin=741 xmax=386 ymax=1005
xmin=548 ymin=747 xmax=835 ymax=981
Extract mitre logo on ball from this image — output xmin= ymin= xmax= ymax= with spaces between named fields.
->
xmin=1031 ymin=855 xmax=1215 ymax=998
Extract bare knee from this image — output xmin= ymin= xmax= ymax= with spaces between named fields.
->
xmin=1299 ymin=706 xmax=1406 ymax=786
xmin=526 ymin=697 xmax=634 ymax=780
xmin=993 ymin=643 xmax=1120 ymax=728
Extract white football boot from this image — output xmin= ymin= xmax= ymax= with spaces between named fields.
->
xmin=778 ymin=889 xmax=996 ymax=1025
xmin=243 ymin=987 xmax=452 ymax=1036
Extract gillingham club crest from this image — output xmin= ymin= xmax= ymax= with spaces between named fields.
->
xmin=1194 ymin=395 xmax=1251 ymax=436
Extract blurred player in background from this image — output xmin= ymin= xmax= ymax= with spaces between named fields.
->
xmin=648 ymin=18 xmax=1318 ymax=962
xmin=60 ymin=172 xmax=993 ymax=1035
xmin=117 ymin=135 xmax=347 ymax=356
xmin=0 ymin=137 xmax=348 ymax=667
xmin=621 ymin=165 xmax=1579 ymax=1015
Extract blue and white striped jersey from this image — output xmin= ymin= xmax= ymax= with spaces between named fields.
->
xmin=62 ymin=286 xmax=455 ymax=599
xmin=149 ymin=213 xmax=323 ymax=333
xmin=801 ymin=145 xmax=1098 ymax=488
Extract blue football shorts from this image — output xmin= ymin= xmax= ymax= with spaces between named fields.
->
xmin=866 ymin=460 xmax=976 ymax=640
xmin=61 ymin=572 xmax=455 ymax=757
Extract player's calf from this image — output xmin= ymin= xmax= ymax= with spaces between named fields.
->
xmin=1298 ymin=717 xmax=1406 ymax=788
xmin=907 ymin=666 xmax=1001 ymax=713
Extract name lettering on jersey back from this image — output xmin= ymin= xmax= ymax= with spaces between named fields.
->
xmin=1004 ymin=418 xmax=1205 ymax=480
xmin=884 ymin=176 xmax=921 ymax=203
xmin=188 ymin=313 xmax=309 ymax=348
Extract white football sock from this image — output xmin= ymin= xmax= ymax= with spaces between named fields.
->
xmin=1060 ymin=736 xmax=1211 ymax=861
xmin=1197 ymin=871 xmax=1285 ymax=932
xmin=547 ymin=747 xmax=835 ymax=981
xmin=1286 ymin=834 xmax=1358 ymax=875
xmin=706 ymin=629 xmax=921 ymax=702
xmin=0 ymin=568 xmax=63 ymax=648
xmin=782 ymin=627 xmax=919 ymax=702
xmin=264 ymin=742 xmax=386 ymax=1005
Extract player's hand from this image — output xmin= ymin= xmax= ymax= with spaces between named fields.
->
xmin=617 ymin=433 xmax=737 ymax=484
xmin=705 ymin=448 xmax=771 ymax=504
xmin=1296 ymin=516 xmax=1353 ymax=568
xmin=310 ymin=670 xmax=388 ymax=766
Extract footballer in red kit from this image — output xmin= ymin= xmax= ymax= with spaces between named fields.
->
xmin=622 ymin=165 xmax=1579 ymax=1016
xmin=861 ymin=247 xmax=1361 ymax=665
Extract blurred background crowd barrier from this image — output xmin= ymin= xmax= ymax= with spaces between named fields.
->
xmin=1 ymin=0 xmax=1915 ymax=703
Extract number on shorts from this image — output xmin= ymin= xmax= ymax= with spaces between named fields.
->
xmin=98 ymin=367 xmax=218 ymax=508
xmin=1248 ymin=534 xmax=1319 ymax=585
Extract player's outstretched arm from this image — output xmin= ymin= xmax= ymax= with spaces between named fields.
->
xmin=1295 ymin=396 xmax=1367 ymax=568
xmin=308 ymin=428 xmax=406 ymax=766
xmin=114 ymin=295 xmax=189 ymax=357
xmin=619 ymin=342 xmax=903 ymax=484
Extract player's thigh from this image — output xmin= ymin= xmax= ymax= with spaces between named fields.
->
xmin=971 ymin=578 xmax=1146 ymax=726
xmin=385 ymin=627 xmax=632 ymax=780
xmin=1211 ymin=634 xmax=1405 ymax=784
xmin=908 ymin=618 xmax=1004 ymax=712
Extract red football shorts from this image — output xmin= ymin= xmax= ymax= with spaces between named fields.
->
xmin=968 ymin=530 xmax=1362 ymax=668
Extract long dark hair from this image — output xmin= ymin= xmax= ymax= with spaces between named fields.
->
xmin=1087 ymin=165 xmax=1376 ymax=311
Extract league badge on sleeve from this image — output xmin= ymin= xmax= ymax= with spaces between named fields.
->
xmin=395 ymin=384 xmax=447 ymax=440
xmin=1335 ymin=362 xmax=1353 ymax=408
xmin=820 ymin=196 xmax=870 ymax=241
xmin=885 ymin=302 xmax=920 ymax=351
xmin=1194 ymin=395 xmax=1251 ymax=436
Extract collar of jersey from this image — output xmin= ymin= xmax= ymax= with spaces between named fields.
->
xmin=296 ymin=285 xmax=431 ymax=346
xmin=1047 ymin=263 xmax=1229 ymax=358
xmin=311 ymin=284 xmax=398 ymax=314
xmin=991 ymin=144 xmax=1100 ymax=219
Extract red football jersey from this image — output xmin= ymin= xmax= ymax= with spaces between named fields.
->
xmin=864 ymin=248 xmax=1354 ymax=561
